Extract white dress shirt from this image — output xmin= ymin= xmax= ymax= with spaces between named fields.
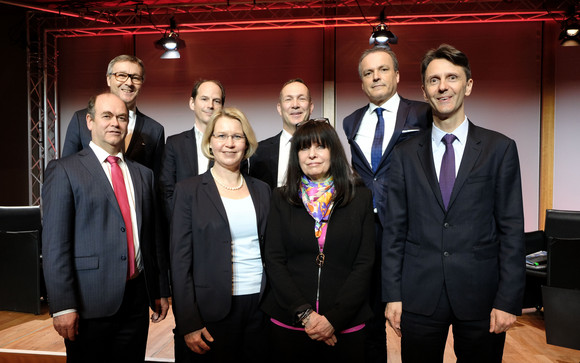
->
xmin=432 ymin=116 xmax=469 ymax=180
xmin=194 ymin=124 xmax=210 ymax=174
xmin=354 ymin=93 xmax=400 ymax=168
xmin=277 ymin=130 xmax=293 ymax=187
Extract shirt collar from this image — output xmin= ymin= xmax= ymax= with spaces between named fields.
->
xmin=194 ymin=124 xmax=204 ymax=140
xmin=368 ymin=93 xmax=400 ymax=114
xmin=89 ymin=141 xmax=125 ymax=163
xmin=432 ymin=116 xmax=469 ymax=147
xmin=281 ymin=129 xmax=293 ymax=145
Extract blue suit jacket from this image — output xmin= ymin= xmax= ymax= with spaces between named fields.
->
xmin=62 ymin=108 xmax=165 ymax=177
xmin=170 ymin=171 xmax=271 ymax=335
xmin=42 ymin=148 xmax=165 ymax=319
xmin=382 ymin=122 xmax=526 ymax=320
xmin=343 ymin=97 xmax=431 ymax=226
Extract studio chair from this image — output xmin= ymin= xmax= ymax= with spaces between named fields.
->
xmin=0 ymin=206 xmax=43 ymax=314
xmin=522 ymin=230 xmax=547 ymax=309
xmin=541 ymin=209 xmax=580 ymax=350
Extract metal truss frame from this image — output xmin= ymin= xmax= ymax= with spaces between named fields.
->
xmin=23 ymin=0 xmax=575 ymax=204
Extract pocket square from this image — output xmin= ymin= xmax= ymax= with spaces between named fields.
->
xmin=402 ymin=128 xmax=420 ymax=133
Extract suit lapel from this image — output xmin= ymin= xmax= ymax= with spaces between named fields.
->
xmin=447 ymin=121 xmax=482 ymax=210
xmin=126 ymin=110 xmax=144 ymax=155
xmin=376 ymin=98 xmax=410 ymax=170
xmin=416 ymin=131 xmax=446 ymax=211
xmin=126 ymin=161 xmax=143 ymax=233
xmin=79 ymin=148 xmax=124 ymax=219
xmin=347 ymin=106 xmax=373 ymax=173
xmin=185 ymin=128 xmax=199 ymax=174
xmin=201 ymin=171 xmax=229 ymax=224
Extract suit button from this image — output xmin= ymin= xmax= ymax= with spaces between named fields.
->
xmin=121 ymin=255 xmax=127 ymax=260
xmin=121 ymin=227 xmax=126 ymax=232
xmin=443 ymin=251 xmax=450 ymax=257
xmin=443 ymin=222 xmax=450 ymax=229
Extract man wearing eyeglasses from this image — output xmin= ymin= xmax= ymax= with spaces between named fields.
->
xmin=342 ymin=47 xmax=431 ymax=363
xmin=62 ymin=55 xmax=165 ymax=178
xmin=249 ymin=78 xmax=314 ymax=189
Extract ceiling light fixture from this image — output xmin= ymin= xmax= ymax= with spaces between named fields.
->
xmin=369 ymin=9 xmax=397 ymax=49
xmin=155 ymin=17 xmax=186 ymax=58
xmin=559 ymin=5 xmax=580 ymax=47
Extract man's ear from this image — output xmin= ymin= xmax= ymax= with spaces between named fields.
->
xmin=86 ymin=113 xmax=93 ymax=131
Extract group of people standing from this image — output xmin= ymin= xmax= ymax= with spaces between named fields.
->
xmin=41 ymin=43 xmax=526 ymax=363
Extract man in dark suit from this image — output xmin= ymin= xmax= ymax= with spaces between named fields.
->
xmin=249 ymin=78 xmax=314 ymax=189
xmin=342 ymin=47 xmax=431 ymax=362
xmin=42 ymin=92 xmax=169 ymax=363
xmin=382 ymin=44 xmax=525 ymax=362
xmin=62 ymin=55 xmax=165 ymax=177
xmin=159 ymin=79 xmax=225 ymax=218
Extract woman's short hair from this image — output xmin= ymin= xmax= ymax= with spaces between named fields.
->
xmin=282 ymin=119 xmax=358 ymax=206
xmin=201 ymin=107 xmax=258 ymax=161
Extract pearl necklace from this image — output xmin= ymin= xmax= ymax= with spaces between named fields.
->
xmin=210 ymin=168 xmax=244 ymax=190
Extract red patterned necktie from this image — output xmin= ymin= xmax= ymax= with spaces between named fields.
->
xmin=106 ymin=155 xmax=136 ymax=279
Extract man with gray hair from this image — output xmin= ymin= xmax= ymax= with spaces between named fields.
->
xmin=343 ymin=47 xmax=431 ymax=362
xmin=62 ymin=55 xmax=165 ymax=177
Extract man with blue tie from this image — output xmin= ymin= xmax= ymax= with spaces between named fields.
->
xmin=342 ymin=47 xmax=431 ymax=362
xmin=42 ymin=92 xmax=169 ymax=362
xmin=382 ymin=44 xmax=525 ymax=362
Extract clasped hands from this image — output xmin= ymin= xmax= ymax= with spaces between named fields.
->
xmin=304 ymin=311 xmax=337 ymax=346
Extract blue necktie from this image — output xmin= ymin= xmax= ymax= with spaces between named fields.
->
xmin=371 ymin=107 xmax=385 ymax=172
xmin=440 ymin=134 xmax=457 ymax=210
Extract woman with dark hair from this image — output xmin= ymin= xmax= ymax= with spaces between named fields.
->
xmin=261 ymin=119 xmax=375 ymax=362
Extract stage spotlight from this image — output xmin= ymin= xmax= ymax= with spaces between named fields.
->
xmin=560 ymin=18 xmax=580 ymax=46
xmin=155 ymin=18 xmax=186 ymax=58
xmin=369 ymin=23 xmax=397 ymax=49
xmin=369 ymin=9 xmax=397 ymax=49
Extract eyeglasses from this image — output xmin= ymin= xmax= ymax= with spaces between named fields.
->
xmin=295 ymin=118 xmax=330 ymax=128
xmin=109 ymin=72 xmax=144 ymax=84
xmin=212 ymin=133 xmax=246 ymax=143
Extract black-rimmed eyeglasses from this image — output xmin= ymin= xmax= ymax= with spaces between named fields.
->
xmin=109 ymin=72 xmax=144 ymax=84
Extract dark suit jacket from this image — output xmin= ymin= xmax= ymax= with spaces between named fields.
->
xmin=261 ymin=186 xmax=375 ymax=332
xmin=42 ymin=148 xmax=164 ymax=319
xmin=170 ymin=171 xmax=271 ymax=335
xmin=62 ymin=108 xmax=165 ymax=176
xmin=382 ymin=121 xmax=526 ymax=320
xmin=159 ymin=127 xmax=200 ymax=221
xmin=248 ymin=132 xmax=281 ymax=190
xmin=343 ymin=98 xmax=431 ymax=226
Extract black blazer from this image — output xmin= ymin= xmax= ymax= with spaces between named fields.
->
xmin=343 ymin=98 xmax=430 ymax=226
xmin=42 ymin=148 xmax=164 ymax=318
xmin=261 ymin=186 xmax=375 ymax=332
xmin=62 ymin=108 xmax=165 ymax=176
xmin=248 ymin=132 xmax=281 ymax=190
xmin=382 ymin=121 xmax=526 ymax=320
xmin=170 ymin=171 xmax=271 ymax=335
xmin=159 ymin=127 xmax=201 ymax=221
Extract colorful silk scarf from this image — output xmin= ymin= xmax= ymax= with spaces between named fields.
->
xmin=299 ymin=175 xmax=335 ymax=250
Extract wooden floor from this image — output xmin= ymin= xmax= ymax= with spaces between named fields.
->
xmin=1 ymin=305 xmax=579 ymax=362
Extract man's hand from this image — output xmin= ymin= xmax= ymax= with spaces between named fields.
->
xmin=184 ymin=327 xmax=214 ymax=354
xmin=53 ymin=312 xmax=79 ymax=341
xmin=385 ymin=301 xmax=402 ymax=337
xmin=489 ymin=308 xmax=516 ymax=334
xmin=151 ymin=298 xmax=169 ymax=323
xmin=304 ymin=312 xmax=337 ymax=346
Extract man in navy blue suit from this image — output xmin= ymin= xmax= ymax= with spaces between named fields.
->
xmin=43 ymin=92 xmax=169 ymax=362
xmin=62 ymin=55 xmax=165 ymax=177
xmin=342 ymin=47 xmax=431 ymax=362
xmin=383 ymin=44 xmax=525 ymax=362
